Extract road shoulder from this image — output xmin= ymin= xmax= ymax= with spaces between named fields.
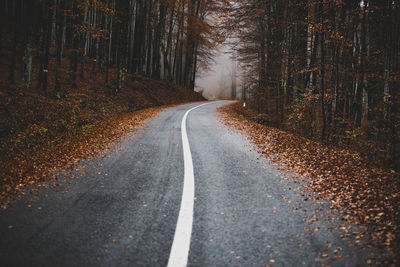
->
xmin=217 ymin=101 xmax=398 ymax=265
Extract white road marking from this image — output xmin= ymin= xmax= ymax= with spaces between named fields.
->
xmin=168 ymin=102 xmax=211 ymax=267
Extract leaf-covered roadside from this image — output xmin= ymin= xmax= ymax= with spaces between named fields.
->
xmin=218 ymin=102 xmax=400 ymax=257
xmin=0 ymin=103 xmax=170 ymax=208
xmin=0 ymin=47 xmax=204 ymax=207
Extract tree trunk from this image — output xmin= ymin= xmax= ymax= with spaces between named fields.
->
xmin=42 ymin=0 xmax=55 ymax=95
xmin=320 ymin=0 xmax=327 ymax=141
xmin=54 ymin=0 xmax=65 ymax=98
xmin=152 ymin=2 xmax=165 ymax=79
xmin=8 ymin=0 xmax=21 ymax=85
xmin=20 ymin=41 xmax=33 ymax=89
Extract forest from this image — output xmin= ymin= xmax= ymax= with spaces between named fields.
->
xmin=0 ymin=0 xmax=400 ymax=261
xmin=226 ymin=0 xmax=400 ymax=169
xmin=1 ymin=0 xmax=226 ymax=93
xmin=2 ymin=0 xmax=398 ymax=169
xmin=0 ymin=0 xmax=223 ymax=203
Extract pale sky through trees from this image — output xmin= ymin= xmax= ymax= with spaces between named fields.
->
xmin=196 ymin=45 xmax=234 ymax=100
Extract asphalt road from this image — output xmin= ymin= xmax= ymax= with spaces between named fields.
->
xmin=0 ymin=101 xmax=371 ymax=266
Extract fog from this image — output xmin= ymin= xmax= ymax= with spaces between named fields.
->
xmin=195 ymin=46 xmax=238 ymax=100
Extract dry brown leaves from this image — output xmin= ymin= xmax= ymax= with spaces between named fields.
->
xmin=0 ymin=40 xmax=203 ymax=208
xmin=218 ymin=102 xmax=400 ymax=254
xmin=0 ymin=104 xmax=170 ymax=208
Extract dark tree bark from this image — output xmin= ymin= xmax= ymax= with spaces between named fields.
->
xmin=8 ymin=0 xmax=23 ymax=85
xmin=42 ymin=0 xmax=55 ymax=95
xmin=152 ymin=2 xmax=165 ymax=79
xmin=54 ymin=0 xmax=65 ymax=98
xmin=320 ymin=0 xmax=327 ymax=141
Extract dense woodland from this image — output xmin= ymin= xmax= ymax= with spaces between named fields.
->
xmin=0 ymin=0 xmax=225 ymax=94
xmin=1 ymin=0 xmax=399 ymax=169
xmin=226 ymin=0 xmax=400 ymax=169
xmin=1 ymin=0 xmax=400 ymax=257
xmin=1 ymin=0 xmax=221 ymax=201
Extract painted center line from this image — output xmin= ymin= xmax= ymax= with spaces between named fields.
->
xmin=167 ymin=102 xmax=211 ymax=267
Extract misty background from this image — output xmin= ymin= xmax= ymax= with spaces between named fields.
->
xmin=195 ymin=45 xmax=242 ymax=100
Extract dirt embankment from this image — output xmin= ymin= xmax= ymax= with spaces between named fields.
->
xmin=218 ymin=102 xmax=400 ymax=263
xmin=0 ymin=48 xmax=204 ymax=206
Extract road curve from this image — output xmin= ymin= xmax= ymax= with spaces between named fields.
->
xmin=0 ymin=101 xmax=371 ymax=266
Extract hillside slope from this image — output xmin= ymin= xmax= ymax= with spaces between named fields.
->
xmin=0 ymin=46 xmax=204 ymax=206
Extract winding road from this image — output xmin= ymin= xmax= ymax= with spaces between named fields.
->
xmin=0 ymin=101 xmax=371 ymax=266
